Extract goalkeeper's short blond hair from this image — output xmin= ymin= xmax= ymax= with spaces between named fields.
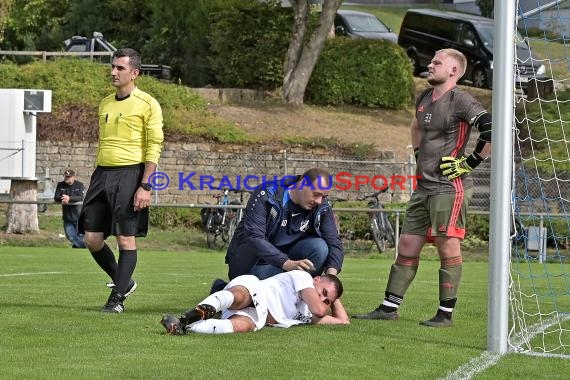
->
xmin=437 ymin=48 xmax=467 ymax=77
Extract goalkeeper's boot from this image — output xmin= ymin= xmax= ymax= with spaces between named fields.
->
xmin=179 ymin=304 xmax=217 ymax=326
xmin=161 ymin=314 xmax=185 ymax=335
xmin=352 ymin=307 xmax=399 ymax=320
xmin=420 ymin=310 xmax=453 ymax=328
xmin=101 ymin=289 xmax=126 ymax=313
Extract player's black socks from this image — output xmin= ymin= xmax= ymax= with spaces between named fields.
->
xmin=115 ymin=250 xmax=137 ymax=295
xmin=379 ymin=291 xmax=403 ymax=313
xmin=90 ymin=243 xmax=117 ymax=280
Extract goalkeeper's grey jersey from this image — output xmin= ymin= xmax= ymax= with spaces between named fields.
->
xmin=415 ymin=87 xmax=486 ymax=194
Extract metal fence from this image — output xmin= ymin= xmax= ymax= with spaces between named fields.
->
xmin=3 ymin=149 xmax=495 ymax=210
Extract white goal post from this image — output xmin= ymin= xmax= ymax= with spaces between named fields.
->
xmin=487 ymin=0 xmax=515 ymax=354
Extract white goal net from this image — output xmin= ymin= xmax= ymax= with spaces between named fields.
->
xmin=509 ymin=0 xmax=570 ymax=357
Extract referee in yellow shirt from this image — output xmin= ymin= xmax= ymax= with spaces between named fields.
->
xmin=79 ymin=48 xmax=164 ymax=313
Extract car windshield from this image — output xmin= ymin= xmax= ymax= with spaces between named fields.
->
xmin=475 ymin=24 xmax=528 ymax=49
xmin=345 ymin=14 xmax=389 ymax=33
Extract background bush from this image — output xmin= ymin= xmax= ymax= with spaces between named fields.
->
xmin=208 ymin=4 xmax=293 ymax=89
xmin=305 ymin=38 xmax=415 ymax=109
xmin=149 ymin=207 xmax=202 ymax=230
xmin=0 ymin=58 xmax=246 ymax=142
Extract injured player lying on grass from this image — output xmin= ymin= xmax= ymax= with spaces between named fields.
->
xmin=160 ymin=270 xmax=349 ymax=334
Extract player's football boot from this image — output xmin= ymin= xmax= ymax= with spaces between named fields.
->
xmin=179 ymin=304 xmax=217 ymax=325
xmin=161 ymin=314 xmax=185 ymax=335
xmin=420 ymin=311 xmax=453 ymax=327
xmin=352 ymin=308 xmax=399 ymax=320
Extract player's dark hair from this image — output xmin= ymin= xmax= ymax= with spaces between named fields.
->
xmin=321 ymin=274 xmax=343 ymax=298
xmin=298 ymin=167 xmax=331 ymax=189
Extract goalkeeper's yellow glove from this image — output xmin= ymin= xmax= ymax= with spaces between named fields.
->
xmin=439 ymin=153 xmax=483 ymax=180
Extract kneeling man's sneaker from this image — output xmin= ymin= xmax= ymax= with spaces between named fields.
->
xmin=420 ymin=312 xmax=453 ymax=328
xmin=161 ymin=314 xmax=185 ymax=335
xmin=209 ymin=278 xmax=228 ymax=294
xmin=352 ymin=308 xmax=398 ymax=320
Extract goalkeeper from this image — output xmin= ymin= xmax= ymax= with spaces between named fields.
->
xmin=354 ymin=48 xmax=491 ymax=327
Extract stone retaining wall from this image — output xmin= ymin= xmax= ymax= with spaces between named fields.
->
xmin=36 ymin=141 xmax=405 ymax=205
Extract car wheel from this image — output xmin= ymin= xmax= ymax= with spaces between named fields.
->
xmin=472 ymin=67 xmax=488 ymax=88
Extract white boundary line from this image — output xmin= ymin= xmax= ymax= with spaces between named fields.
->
xmin=0 ymin=271 xmax=65 ymax=277
xmin=441 ymin=351 xmax=503 ymax=380
xmin=442 ymin=313 xmax=570 ymax=380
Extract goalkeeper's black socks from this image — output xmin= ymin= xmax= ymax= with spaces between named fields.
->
xmin=437 ymin=298 xmax=457 ymax=320
xmin=379 ymin=291 xmax=403 ymax=313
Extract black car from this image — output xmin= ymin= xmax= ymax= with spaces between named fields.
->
xmin=334 ymin=10 xmax=398 ymax=43
xmin=398 ymin=9 xmax=546 ymax=89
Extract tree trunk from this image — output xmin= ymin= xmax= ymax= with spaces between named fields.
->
xmin=283 ymin=0 xmax=342 ymax=105
xmin=5 ymin=179 xmax=39 ymax=234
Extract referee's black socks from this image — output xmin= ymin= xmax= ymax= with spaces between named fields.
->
xmin=116 ymin=249 xmax=137 ymax=295
xmin=90 ymin=243 xmax=118 ymax=280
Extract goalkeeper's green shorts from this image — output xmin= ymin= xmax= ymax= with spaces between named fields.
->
xmin=401 ymin=188 xmax=473 ymax=241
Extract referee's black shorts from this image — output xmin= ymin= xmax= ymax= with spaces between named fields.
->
xmin=79 ymin=163 xmax=147 ymax=239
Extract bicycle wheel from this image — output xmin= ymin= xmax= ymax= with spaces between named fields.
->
xmin=370 ymin=217 xmax=386 ymax=253
xmin=206 ymin=213 xmax=225 ymax=250
xmin=220 ymin=210 xmax=235 ymax=244
xmin=227 ymin=209 xmax=241 ymax=243
xmin=382 ymin=213 xmax=396 ymax=247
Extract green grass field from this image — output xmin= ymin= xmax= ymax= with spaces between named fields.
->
xmin=2 ymin=246 xmax=569 ymax=379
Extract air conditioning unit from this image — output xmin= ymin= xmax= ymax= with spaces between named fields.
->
xmin=23 ymin=90 xmax=52 ymax=112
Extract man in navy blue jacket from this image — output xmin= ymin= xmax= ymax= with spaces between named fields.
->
xmin=223 ymin=167 xmax=344 ymax=282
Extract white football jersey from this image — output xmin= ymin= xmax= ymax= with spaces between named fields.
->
xmin=262 ymin=270 xmax=314 ymax=327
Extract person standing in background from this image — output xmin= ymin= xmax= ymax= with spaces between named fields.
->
xmin=54 ymin=169 xmax=85 ymax=248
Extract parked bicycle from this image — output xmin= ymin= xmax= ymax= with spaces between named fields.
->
xmin=358 ymin=189 xmax=395 ymax=253
xmin=202 ymin=188 xmax=248 ymax=250
xmin=226 ymin=189 xmax=250 ymax=243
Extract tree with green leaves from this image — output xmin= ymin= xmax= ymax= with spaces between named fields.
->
xmin=64 ymin=0 xmax=153 ymax=53
xmin=476 ymin=0 xmax=494 ymax=18
xmin=145 ymin=0 xmax=256 ymax=87
xmin=282 ymin=0 xmax=343 ymax=105
xmin=1 ymin=0 xmax=71 ymax=52
xmin=0 ymin=0 xmax=14 ymax=44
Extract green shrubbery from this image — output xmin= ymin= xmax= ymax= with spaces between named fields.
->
xmin=0 ymin=58 xmax=248 ymax=142
xmin=149 ymin=207 xmax=202 ymax=230
xmin=207 ymin=4 xmax=413 ymax=110
xmin=523 ymin=27 xmax=568 ymax=43
xmin=208 ymin=4 xmax=293 ymax=90
xmin=517 ymin=87 xmax=570 ymax=177
xmin=306 ymin=38 xmax=415 ymax=109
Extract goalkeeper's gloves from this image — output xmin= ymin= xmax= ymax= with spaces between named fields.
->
xmin=439 ymin=152 xmax=484 ymax=180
